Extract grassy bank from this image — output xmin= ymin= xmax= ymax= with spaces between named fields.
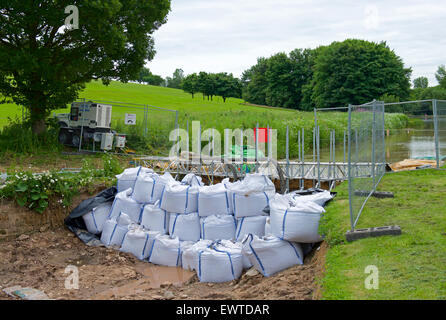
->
xmin=319 ymin=169 xmax=446 ymax=299
xmin=0 ymin=81 xmax=409 ymax=158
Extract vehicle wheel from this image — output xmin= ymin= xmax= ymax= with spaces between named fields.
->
xmin=58 ymin=130 xmax=70 ymax=145
xmin=71 ymin=134 xmax=80 ymax=147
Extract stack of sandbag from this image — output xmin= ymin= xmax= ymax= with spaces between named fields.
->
xmin=200 ymin=215 xmax=236 ymax=241
xmin=120 ymin=227 xmax=161 ymax=260
xmin=228 ymin=173 xmax=275 ymax=218
xmin=100 ymin=212 xmax=133 ymax=247
xmin=108 ymin=188 xmax=143 ymax=223
xmin=82 ymin=201 xmax=113 ymax=235
xmin=169 ymin=212 xmax=201 ymax=242
xmin=116 ymin=167 xmax=154 ymax=193
xmin=196 ymin=242 xmax=244 ymax=283
xmin=140 ymin=201 xmax=169 ymax=234
xmin=269 ymin=194 xmax=325 ymax=243
xmin=132 ymin=172 xmax=176 ymax=205
xmin=84 ymin=166 xmax=333 ymax=283
xmin=241 ymin=234 xmax=304 ymax=277
xmin=197 ymin=179 xmax=232 ymax=216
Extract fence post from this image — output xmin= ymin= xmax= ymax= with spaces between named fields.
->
xmin=286 ymin=125 xmax=290 ymax=192
xmin=372 ymin=102 xmax=376 ymax=187
xmin=433 ymin=99 xmax=440 ymax=169
xmin=301 ymin=127 xmax=305 ymax=190
xmin=347 ymin=104 xmax=354 ymax=231
xmin=78 ymin=102 xmax=85 ymax=152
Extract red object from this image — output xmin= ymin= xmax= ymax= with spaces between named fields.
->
xmin=253 ymin=128 xmax=269 ymax=143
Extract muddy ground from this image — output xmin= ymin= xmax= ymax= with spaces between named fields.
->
xmin=0 ymin=227 xmax=325 ymax=300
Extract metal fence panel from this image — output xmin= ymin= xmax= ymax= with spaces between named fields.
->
xmin=436 ymin=100 xmax=446 ymax=169
xmin=348 ymin=101 xmax=385 ymax=230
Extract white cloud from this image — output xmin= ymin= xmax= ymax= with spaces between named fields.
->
xmin=147 ymin=0 xmax=446 ymax=86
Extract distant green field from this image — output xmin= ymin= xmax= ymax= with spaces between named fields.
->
xmin=0 ymin=81 xmax=409 ymax=157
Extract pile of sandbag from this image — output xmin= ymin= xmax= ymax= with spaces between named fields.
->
xmin=83 ymin=167 xmax=333 ymax=283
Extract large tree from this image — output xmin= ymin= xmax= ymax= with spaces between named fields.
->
xmin=181 ymin=73 xmax=199 ymax=98
xmin=214 ymin=72 xmax=241 ymax=102
xmin=0 ymin=0 xmax=171 ymax=134
xmin=311 ymin=39 xmax=412 ymax=108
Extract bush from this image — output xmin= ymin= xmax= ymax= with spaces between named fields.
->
xmin=0 ymin=156 xmax=121 ymax=213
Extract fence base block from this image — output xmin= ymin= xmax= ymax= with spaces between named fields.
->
xmin=345 ymin=225 xmax=401 ymax=242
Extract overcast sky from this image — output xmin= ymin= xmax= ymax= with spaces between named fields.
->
xmin=147 ymin=0 xmax=446 ymax=86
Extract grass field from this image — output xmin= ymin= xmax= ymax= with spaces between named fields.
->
xmin=318 ymin=169 xmax=446 ymax=299
xmin=0 ymin=81 xmax=409 ymax=157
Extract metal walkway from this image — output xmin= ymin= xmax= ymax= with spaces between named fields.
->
xmin=134 ymin=156 xmax=382 ymax=188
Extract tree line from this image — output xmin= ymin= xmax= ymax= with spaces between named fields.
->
xmin=149 ymin=39 xmax=446 ymax=114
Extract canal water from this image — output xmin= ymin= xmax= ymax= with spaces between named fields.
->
xmin=314 ymin=118 xmax=446 ymax=164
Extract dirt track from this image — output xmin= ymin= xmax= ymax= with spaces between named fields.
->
xmin=0 ymin=228 xmax=325 ymax=300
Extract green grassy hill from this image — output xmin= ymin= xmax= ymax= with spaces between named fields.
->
xmin=0 ymin=81 xmax=409 ymax=158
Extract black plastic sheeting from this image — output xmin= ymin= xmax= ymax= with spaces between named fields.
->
xmin=64 ymin=186 xmax=117 ymax=246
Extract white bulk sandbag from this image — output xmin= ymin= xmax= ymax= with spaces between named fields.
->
xmin=147 ymin=235 xmax=182 ymax=267
xmin=131 ymin=172 xmax=158 ymax=204
xmin=168 ymin=212 xmax=201 ymax=242
xmin=82 ymin=201 xmax=113 ymax=235
xmin=116 ymin=167 xmax=153 ymax=193
xmin=108 ymin=188 xmax=143 ymax=223
xmin=160 ymin=183 xmax=199 ymax=214
xmin=241 ymin=234 xmax=304 ymax=277
xmin=120 ymin=227 xmax=161 ymax=260
xmin=181 ymin=240 xmax=213 ymax=271
xmin=200 ymin=215 xmax=236 ymax=241
xmin=292 ymin=190 xmax=333 ymax=207
xmin=228 ymin=174 xmax=275 ymax=218
xmin=264 ymin=217 xmax=272 ymax=236
xmin=197 ymin=244 xmax=244 ymax=283
xmin=235 ymin=216 xmax=267 ymax=242
xmin=140 ymin=202 xmax=170 ymax=234
xmin=100 ymin=213 xmax=133 ymax=247
xmin=270 ymin=194 xmax=325 ymax=243
xmin=197 ymin=183 xmax=232 ymax=216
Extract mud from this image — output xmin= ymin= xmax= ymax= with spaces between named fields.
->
xmin=0 ymin=228 xmax=324 ymax=300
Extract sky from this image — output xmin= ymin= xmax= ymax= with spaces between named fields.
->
xmin=147 ymin=0 xmax=446 ymax=86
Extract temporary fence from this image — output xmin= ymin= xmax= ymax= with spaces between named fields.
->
xmin=345 ymin=101 xmax=386 ymax=231
xmin=384 ymin=99 xmax=446 ymax=170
